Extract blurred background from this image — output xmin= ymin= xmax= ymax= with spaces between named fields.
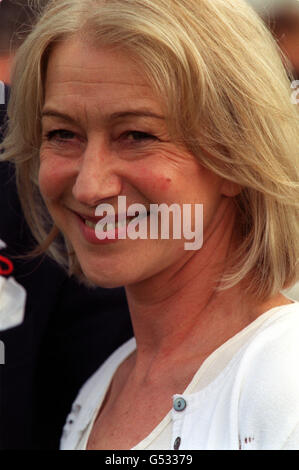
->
xmin=0 ymin=0 xmax=32 ymax=83
xmin=1 ymin=0 xmax=299 ymax=82
xmin=0 ymin=0 xmax=48 ymax=83
xmin=248 ymin=0 xmax=299 ymax=79
xmin=0 ymin=0 xmax=298 ymax=301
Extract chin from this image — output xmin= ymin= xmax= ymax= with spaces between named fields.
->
xmin=80 ymin=265 xmax=131 ymax=289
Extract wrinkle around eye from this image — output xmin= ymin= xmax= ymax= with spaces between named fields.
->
xmin=40 ymin=139 xmax=85 ymax=161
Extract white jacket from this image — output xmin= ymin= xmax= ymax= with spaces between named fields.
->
xmin=61 ymin=302 xmax=299 ymax=450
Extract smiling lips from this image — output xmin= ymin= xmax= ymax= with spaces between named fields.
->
xmin=76 ymin=211 xmax=149 ymax=233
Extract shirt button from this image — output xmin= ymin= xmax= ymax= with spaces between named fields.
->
xmin=174 ymin=436 xmax=181 ymax=450
xmin=173 ymin=397 xmax=187 ymax=412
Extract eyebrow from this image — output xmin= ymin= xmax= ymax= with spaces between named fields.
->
xmin=41 ymin=108 xmax=165 ymax=123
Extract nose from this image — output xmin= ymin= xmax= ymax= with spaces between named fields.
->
xmin=72 ymin=139 xmax=122 ymax=206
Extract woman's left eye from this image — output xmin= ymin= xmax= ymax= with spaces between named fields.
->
xmin=122 ymin=131 xmax=157 ymax=142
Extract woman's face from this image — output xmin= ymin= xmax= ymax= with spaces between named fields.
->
xmin=39 ymin=38 xmax=228 ymax=287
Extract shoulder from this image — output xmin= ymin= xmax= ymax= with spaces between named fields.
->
xmin=237 ymin=302 xmax=299 ymax=449
xmin=238 ymin=302 xmax=299 ymax=375
xmin=60 ymin=337 xmax=136 ymax=449
xmin=75 ymin=336 xmax=136 ymax=406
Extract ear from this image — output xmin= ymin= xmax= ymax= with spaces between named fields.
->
xmin=220 ymin=179 xmax=241 ymax=197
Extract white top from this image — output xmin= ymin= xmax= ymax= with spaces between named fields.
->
xmin=0 ymin=238 xmax=26 ymax=331
xmin=60 ymin=302 xmax=299 ymax=450
xmin=0 ymin=276 xmax=26 ymax=332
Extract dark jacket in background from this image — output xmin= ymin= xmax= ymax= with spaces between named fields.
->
xmin=0 ymin=85 xmax=133 ymax=449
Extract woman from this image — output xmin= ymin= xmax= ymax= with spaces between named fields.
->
xmin=2 ymin=0 xmax=299 ymax=450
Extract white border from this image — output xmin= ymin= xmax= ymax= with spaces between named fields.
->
xmin=0 ymin=80 xmax=5 ymax=105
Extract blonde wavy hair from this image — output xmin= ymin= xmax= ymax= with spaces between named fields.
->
xmin=1 ymin=0 xmax=299 ymax=299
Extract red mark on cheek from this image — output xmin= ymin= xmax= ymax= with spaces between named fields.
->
xmin=134 ymin=166 xmax=172 ymax=191
xmin=162 ymin=177 xmax=172 ymax=191
xmin=155 ymin=176 xmax=172 ymax=191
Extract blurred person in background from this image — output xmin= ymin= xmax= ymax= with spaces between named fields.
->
xmin=0 ymin=0 xmax=132 ymax=450
xmin=0 ymin=0 xmax=37 ymax=83
xmin=247 ymin=0 xmax=299 ymax=79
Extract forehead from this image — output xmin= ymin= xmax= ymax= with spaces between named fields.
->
xmin=44 ymin=38 xmax=159 ymax=111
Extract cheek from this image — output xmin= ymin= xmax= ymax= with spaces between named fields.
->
xmin=38 ymin=152 xmax=73 ymax=201
xmin=131 ymin=165 xmax=173 ymax=196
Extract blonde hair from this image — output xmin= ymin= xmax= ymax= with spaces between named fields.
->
xmin=1 ymin=0 xmax=299 ymax=299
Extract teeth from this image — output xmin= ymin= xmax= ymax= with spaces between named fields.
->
xmin=85 ymin=218 xmax=129 ymax=231
xmin=84 ymin=213 xmax=149 ymax=231
xmin=85 ymin=220 xmax=97 ymax=229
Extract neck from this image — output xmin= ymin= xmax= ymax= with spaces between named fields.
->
xmin=125 ymin=200 xmax=254 ymax=366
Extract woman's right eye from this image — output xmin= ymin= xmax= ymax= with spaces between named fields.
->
xmin=45 ymin=129 xmax=76 ymax=142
